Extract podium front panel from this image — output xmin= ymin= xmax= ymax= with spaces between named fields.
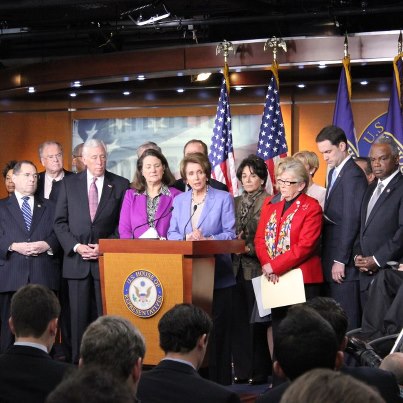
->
xmin=102 ymin=253 xmax=183 ymax=364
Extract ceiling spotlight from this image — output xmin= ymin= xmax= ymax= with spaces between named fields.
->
xmin=318 ymin=63 xmax=327 ymax=69
xmin=360 ymin=80 xmax=369 ymax=86
xmin=297 ymin=84 xmax=306 ymax=88
xmin=72 ymin=81 xmax=81 ymax=88
xmin=234 ymin=86 xmax=242 ymax=91
xmin=192 ymin=72 xmax=212 ymax=82
xmin=126 ymin=2 xmax=170 ymax=26
xmin=123 ymin=91 xmax=131 ymax=95
xmin=27 ymin=86 xmax=35 ymax=93
xmin=177 ymin=88 xmax=185 ymax=93
xmin=70 ymin=92 xmax=77 ymax=97
xmin=137 ymin=75 xmax=145 ymax=81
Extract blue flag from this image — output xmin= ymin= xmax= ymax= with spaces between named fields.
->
xmin=384 ymin=54 xmax=403 ymax=156
xmin=333 ymin=56 xmax=359 ymax=156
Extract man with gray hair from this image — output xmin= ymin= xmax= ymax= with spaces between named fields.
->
xmin=54 ymin=139 xmax=129 ymax=363
xmin=354 ymin=135 xmax=403 ymax=309
xmin=79 ymin=315 xmax=145 ymax=399
xmin=136 ymin=141 xmax=161 ymax=158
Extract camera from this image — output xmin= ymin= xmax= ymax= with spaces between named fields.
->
xmin=346 ymin=336 xmax=382 ymax=367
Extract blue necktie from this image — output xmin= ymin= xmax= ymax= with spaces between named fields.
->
xmin=327 ymin=168 xmax=338 ymax=197
xmin=21 ymin=196 xmax=32 ymax=231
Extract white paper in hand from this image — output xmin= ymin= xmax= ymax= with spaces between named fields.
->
xmin=138 ymin=227 xmax=159 ymax=239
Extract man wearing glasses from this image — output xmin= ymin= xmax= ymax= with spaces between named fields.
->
xmin=0 ymin=161 xmax=61 ymax=353
xmin=36 ymin=141 xmax=73 ymax=201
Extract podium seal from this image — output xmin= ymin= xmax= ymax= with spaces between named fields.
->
xmin=123 ymin=270 xmax=163 ymax=318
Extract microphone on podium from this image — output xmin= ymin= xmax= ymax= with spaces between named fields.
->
xmin=183 ymin=204 xmax=198 ymax=240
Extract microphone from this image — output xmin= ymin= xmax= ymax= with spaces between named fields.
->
xmin=183 ymin=204 xmax=198 ymax=240
xmin=132 ymin=206 xmax=174 ymax=239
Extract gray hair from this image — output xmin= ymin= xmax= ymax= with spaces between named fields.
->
xmin=38 ymin=141 xmax=62 ymax=159
xmin=373 ymin=135 xmax=399 ymax=157
xmin=136 ymin=141 xmax=161 ymax=157
xmin=80 ymin=315 xmax=146 ymax=381
xmin=82 ymin=139 xmax=107 ymax=157
xmin=275 ymin=157 xmax=310 ymax=192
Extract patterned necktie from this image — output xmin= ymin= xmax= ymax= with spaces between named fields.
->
xmin=89 ymin=177 xmax=98 ymax=222
xmin=21 ymin=196 xmax=32 ymax=231
xmin=366 ymin=182 xmax=384 ymax=222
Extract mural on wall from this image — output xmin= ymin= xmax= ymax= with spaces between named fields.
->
xmin=73 ymin=115 xmax=263 ymax=182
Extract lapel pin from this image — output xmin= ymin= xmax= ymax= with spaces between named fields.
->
xmin=108 ymin=184 xmax=112 ymax=188
xmin=387 ymin=189 xmax=391 ymax=193
xmin=37 ymin=204 xmax=41 ymax=208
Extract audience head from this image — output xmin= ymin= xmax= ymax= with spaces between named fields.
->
xmin=10 ymin=284 xmax=60 ymax=352
xmin=380 ymin=352 xmax=403 ymax=385
xmin=279 ymin=368 xmax=385 ymax=403
xmin=82 ymin=139 xmax=107 ymax=177
xmin=354 ymin=156 xmax=375 ymax=184
xmin=132 ymin=148 xmax=175 ymax=192
xmin=46 ymin=366 xmax=133 ymax=403
xmin=2 ymin=160 xmax=17 ymax=195
xmin=79 ymin=315 xmax=145 ymax=395
xmin=158 ymin=304 xmax=212 ymax=368
xmin=316 ymin=125 xmax=348 ymax=168
xmin=72 ymin=143 xmax=85 ymax=173
xmin=12 ymin=161 xmax=38 ymax=196
xmin=236 ymin=155 xmax=268 ymax=192
xmin=369 ymin=135 xmax=400 ymax=180
xmin=136 ymin=141 xmax=162 ymax=158
xmin=273 ymin=305 xmax=341 ymax=381
xmin=183 ymin=139 xmax=208 ymax=156
xmin=306 ymin=296 xmax=348 ymax=349
xmin=275 ymin=157 xmax=309 ymax=200
xmin=39 ymin=141 xmax=64 ymax=176
xmin=293 ymin=150 xmax=320 ymax=179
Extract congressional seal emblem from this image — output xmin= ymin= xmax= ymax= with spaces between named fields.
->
xmin=123 ymin=270 xmax=163 ymax=318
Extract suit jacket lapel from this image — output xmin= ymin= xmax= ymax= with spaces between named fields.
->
xmin=7 ymin=194 xmax=28 ymax=233
xmin=94 ymin=171 xmax=114 ymax=220
xmin=196 ymin=187 xmax=216 ymax=229
xmin=29 ymin=197 xmax=46 ymax=235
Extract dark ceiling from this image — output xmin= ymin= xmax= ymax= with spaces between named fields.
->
xmin=1 ymin=0 xmax=403 ymax=66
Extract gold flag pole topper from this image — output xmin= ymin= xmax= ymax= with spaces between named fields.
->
xmin=216 ymin=40 xmax=234 ymax=93
xmin=264 ymin=36 xmax=287 ymax=85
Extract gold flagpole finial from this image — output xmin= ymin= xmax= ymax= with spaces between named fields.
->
xmin=344 ymin=33 xmax=349 ymax=58
xmin=264 ymin=36 xmax=287 ymax=63
xmin=216 ymin=40 xmax=234 ymax=65
xmin=398 ymin=31 xmax=402 ymax=54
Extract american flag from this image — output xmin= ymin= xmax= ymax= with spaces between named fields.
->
xmin=209 ymin=76 xmax=239 ymax=195
xmin=256 ymin=71 xmax=288 ymax=194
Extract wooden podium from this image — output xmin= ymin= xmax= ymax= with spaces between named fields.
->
xmin=99 ymin=239 xmax=244 ymax=365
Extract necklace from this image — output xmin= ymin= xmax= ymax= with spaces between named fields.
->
xmin=192 ymin=185 xmax=208 ymax=206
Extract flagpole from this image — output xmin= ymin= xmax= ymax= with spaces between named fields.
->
xmin=216 ymin=40 xmax=234 ymax=93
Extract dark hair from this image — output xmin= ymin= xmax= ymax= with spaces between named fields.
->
xmin=179 ymin=152 xmax=212 ymax=180
xmin=80 ymin=315 xmax=146 ymax=382
xmin=11 ymin=284 xmax=60 ymax=338
xmin=353 ymin=157 xmax=373 ymax=175
xmin=12 ymin=160 xmax=37 ymax=175
xmin=158 ymin=304 xmax=212 ymax=354
xmin=183 ymin=139 xmax=208 ymax=156
xmin=316 ymin=125 xmax=347 ymax=146
xmin=274 ymin=305 xmax=339 ymax=381
xmin=46 ymin=366 xmax=133 ymax=403
xmin=2 ymin=160 xmax=17 ymax=178
xmin=132 ymin=148 xmax=175 ymax=192
xmin=306 ymin=297 xmax=348 ymax=347
xmin=236 ymin=155 xmax=268 ymax=186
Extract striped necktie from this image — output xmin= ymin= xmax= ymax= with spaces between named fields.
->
xmin=21 ymin=196 xmax=32 ymax=231
xmin=366 ymin=182 xmax=384 ymax=222
xmin=89 ymin=177 xmax=98 ymax=221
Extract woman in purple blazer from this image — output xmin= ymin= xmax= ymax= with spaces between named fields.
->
xmin=119 ymin=149 xmax=181 ymax=239
xmin=168 ymin=152 xmax=236 ymax=386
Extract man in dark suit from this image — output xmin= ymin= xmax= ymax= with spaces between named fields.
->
xmin=0 ymin=284 xmax=72 ymax=403
xmin=307 ymin=297 xmax=402 ymax=403
xmin=138 ymin=304 xmax=241 ymax=403
xmin=36 ymin=141 xmax=73 ymax=201
xmin=355 ymin=135 xmax=403 ymax=309
xmin=173 ymin=139 xmax=228 ymax=192
xmin=0 ymin=160 xmax=61 ymax=353
xmin=79 ymin=315 xmax=145 ymax=400
xmin=316 ymin=125 xmax=367 ymax=329
xmin=54 ymin=139 xmax=129 ymax=363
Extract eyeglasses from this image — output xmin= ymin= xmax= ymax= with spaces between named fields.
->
xmin=277 ymin=178 xmax=299 ymax=187
xmin=44 ymin=153 xmax=62 ymax=160
xmin=15 ymin=173 xmax=38 ymax=180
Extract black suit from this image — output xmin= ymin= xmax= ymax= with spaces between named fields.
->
xmin=54 ymin=170 xmax=129 ymax=362
xmin=322 ymin=157 xmax=368 ymax=329
xmin=138 ymin=360 xmax=241 ymax=403
xmin=0 ymin=345 xmax=72 ymax=403
xmin=0 ymin=194 xmax=61 ymax=352
xmin=357 ymin=172 xmax=403 ymax=307
xmin=173 ymin=177 xmax=228 ymax=192
xmin=36 ymin=169 xmax=73 ymax=201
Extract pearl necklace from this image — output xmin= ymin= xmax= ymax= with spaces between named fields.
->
xmin=192 ymin=185 xmax=208 ymax=206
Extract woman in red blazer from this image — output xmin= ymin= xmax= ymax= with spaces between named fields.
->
xmin=254 ymin=157 xmax=323 ymax=336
